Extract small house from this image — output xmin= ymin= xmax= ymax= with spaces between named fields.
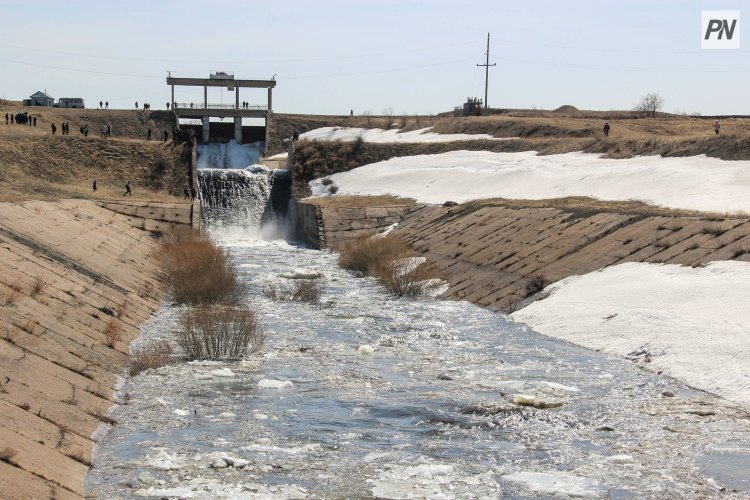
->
xmin=22 ymin=91 xmax=55 ymax=107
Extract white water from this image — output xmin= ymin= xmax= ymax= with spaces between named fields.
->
xmin=85 ymin=150 xmax=750 ymax=498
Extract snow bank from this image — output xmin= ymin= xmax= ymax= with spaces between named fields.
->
xmin=300 ymin=126 xmax=506 ymax=143
xmin=511 ymin=261 xmax=750 ymax=407
xmin=309 ymin=150 xmax=750 ymax=213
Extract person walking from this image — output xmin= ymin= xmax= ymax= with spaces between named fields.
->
xmin=147 ymin=128 xmax=152 ymax=141
xmin=33 ymin=117 xmax=37 ymax=127
xmin=106 ymin=123 xmax=111 ymax=137
xmin=92 ymin=180 xmax=97 ymax=192
xmin=135 ymin=101 xmax=139 ymax=110
xmin=4 ymin=113 xmax=8 ymax=125
xmin=603 ymin=122 xmax=610 ymax=137
xmin=105 ymin=101 xmax=109 ymax=109
xmin=99 ymin=100 xmax=103 ymax=109
xmin=713 ymin=120 xmax=721 ymax=135
xmin=124 ymin=180 xmax=132 ymax=196
xmin=51 ymin=122 xmax=57 ymax=135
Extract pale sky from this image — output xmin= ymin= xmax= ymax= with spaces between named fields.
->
xmin=1 ymin=0 xmax=747 ymax=115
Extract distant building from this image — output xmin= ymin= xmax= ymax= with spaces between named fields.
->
xmin=22 ymin=91 xmax=55 ymax=107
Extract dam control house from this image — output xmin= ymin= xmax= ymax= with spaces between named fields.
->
xmin=167 ymin=72 xmax=276 ymax=146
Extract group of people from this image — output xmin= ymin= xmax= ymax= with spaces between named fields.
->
xmin=98 ymin=101 xmax=110 ymax=109
xmin=5 ymin=111 xmax=35 ymax=126
xmin=135 ymin=102 xmax=152 ymax=110
xmin=146 ymin=129 xmax=174 ymax=142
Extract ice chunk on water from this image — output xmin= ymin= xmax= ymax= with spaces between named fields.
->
xmin=258 ymin=378 xmax=293 ymax=389
xmin=211 ymin=368 xmax=236 ymax=378
xmin=134 ymin=486 xmax=195 ymax=497
xmin=281 ymin=268 xmax=323 ymax=279
xmin=358 ymin=344 xmax=375 ymax=355
xmin=172 ymin=409 xmax=189 ymax=416
xmin=503 ymin=471 xmax=602 ymax=497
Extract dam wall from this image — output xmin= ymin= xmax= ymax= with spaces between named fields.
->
xmin=0 ymin=200 xmax=170 ymax=499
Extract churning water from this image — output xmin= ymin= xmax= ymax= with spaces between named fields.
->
xmin=86 ymin=144 xmax=750 ymax=499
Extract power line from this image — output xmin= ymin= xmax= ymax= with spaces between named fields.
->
xmin=476 ymin=33 xmax=496 ymax=114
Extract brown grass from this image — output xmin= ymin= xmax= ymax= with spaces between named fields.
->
xmin=524 ymin=273 xmax=547 ymax=297
xmin=30 ymin=275 xmax=48 ymax=296
xmin=128 ymin=340 xmax=174 ymax=377
xmin=103 ymin=319 xmax=122 ymax=348
xmin=175 ymin=306 xmax=262 ymax=360
xmin=158 ymin=236 xmax=245 ymax=305
xmin=129 ymin=340 xmax=174 ymax=376
xmin=304 ymin=194 xmax=416 ymax=208
xmin=3 ymin=285 xmax=21 ymax=306
xmin=338 ymin=234 xmax=409 ymax=275
xmin=263 ymin=279 xmax=322 ymax=304
xmin=0 ymin=447 xmax=18 ymax=464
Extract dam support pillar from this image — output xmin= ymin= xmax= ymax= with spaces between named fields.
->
xmin=234 ymin=117 xmax=243 ymax=144
xmin=201 ymin=116 xmax=210 ymax=144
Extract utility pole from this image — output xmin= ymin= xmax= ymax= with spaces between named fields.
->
xmin=476 ymin=32 xmax=496 ymax=116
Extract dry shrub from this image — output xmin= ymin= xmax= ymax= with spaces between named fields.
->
xmin=338 ymin=234 xmax=408 ymax=275
xmin=263 ymin=280 xmax=322 ymax=304
xmin=129 ymin=340 xmax=174 ymax=376
xmin=176 ymin=306 xmax=262 ymax=360
xmin=4 ymin=286 xmax=21 ymax=306
xmin=30 ymin=275 xmax=48 ymax=296
xmin=373 ymin=259 xmax=441 ymax=297
xmin=103 ymin=319 xmax=122 ymax=348
xmin=158 ymin=236 xmax=245 ymax=305
xmin=137 ymin=280 xmax=155 ymax=299
xmin=524 ymin=273 xmax=547 ymax=297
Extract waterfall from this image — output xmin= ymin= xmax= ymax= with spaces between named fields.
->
xmin=196 ymin=142 xmax=291 ymax=239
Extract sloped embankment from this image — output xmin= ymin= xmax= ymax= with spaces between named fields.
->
xmin=390 ymin=201 xmax=750 ymax=311
xmin=0 ymin=200 xmax=165 ymax=498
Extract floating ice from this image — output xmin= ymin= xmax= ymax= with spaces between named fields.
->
xmin=172 ymin=409 xmax=189 ymax=416
xmin=503 ymin=471 xmax=602 ymax=497
xmin=281 ymin=268 xmax=323 ymax=279
xmin=145 ymin=449 xmax=183 ymax=471
xmin=258 ymin=378 xmax=294 ymax=389
xmin=357 ymin=344 xmax=375 ymax=355
xmin=605 ymin=455 xmax=635 ymax=464
xmin=210 ymin=368 xmax=236 ymax=378
xmin=134 ymin=486 xmax=195 ymax=498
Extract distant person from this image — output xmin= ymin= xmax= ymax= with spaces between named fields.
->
xmin=124 ymin=180 xmax=132 ymax=196
xmin=166 ymin=102 xmax=170 ymax=110
xmin=51 ymin=122 xmax=56 ymax=135
xmin=135 ymin=101 xmax=139 ymax=109
xmin=92 ymin=179 xmax=97 ymax=192
xmin=713 ymin=120 xmax=720 ymax=135
xmin=603 ymin=122 xmax=610 ymax=137
xmin=163 ymin=130 xmax=169 ymax=142
xmin=184 ymin=186 xmax=190 ymax=199
xmin=292 ymin=129 xmax=300 ymax=141
xmin=350 ymin=109 xmax=353 ymax=117
xmin=4 ymin=113 xmax=8 ymax=125
xmin=84 ymin=124 xmax=89 ymax=137
xmin=10 ymin=114 xmax=13 ymax=124
xmin=105 ymin=101 xmax=109 ymax=109
xmin=106 ymin=123 xmax=111 ymax=137
xmin=33 ymin=117 xmax=37 ymax=127
xmin=99 ymin=100 xmax=103 ymax=109
xmin=147 ymin=128 xmax=152 ymax=141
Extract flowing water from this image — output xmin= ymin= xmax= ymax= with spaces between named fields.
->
xmin=86 ymin=144 xmax=750 ymax=499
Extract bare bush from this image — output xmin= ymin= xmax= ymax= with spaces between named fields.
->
xmin=4 ymin=286 xmax=21 ymax=306
xmin=373 ymin=259 xmax=441 ymax=297
xmin=382 ymin=107 xmax=394 ymax=128
xmin=129 ymin=340 xmax=174 ymax=376
xmin=30 ymin=275 xmax=48 ymax=297
xmin=291 ymin=280 xmax=321 ymax=304
xmin=524 ymin=273 xmax=547 ymax=297
xmin=137 ymin=280 xmax=155 ymax=299
xmin=176 ymin=306 xmax=262 ymax=360
xmin=158 ymin=237 xmax=245 ymax=305
xmin=103 ymin=319 xmax=122 ymax=348
xmin=338 ymin=234 xmax=409 ymax=275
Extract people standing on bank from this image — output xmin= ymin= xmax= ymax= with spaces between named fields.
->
xmin=92 ymin=180 xmax=97 ymax=192
xmin=4 ymin=113 xmax=8 ymax=125
xmin=105 ymin=101 xmax=109 ymax=109
xmin=51 ymin=122 xmax=57 ymax=135
xmin=99 ymin=101 xmax=103 ymax=109
xmin=124 ymin=180 xmax=132 ymax=196
xmin=106 ymin=123 xmax=111 ymax=137
xmin=147 ymin=129 xmax=152 ymax=141
xmin=603 ymin=122 xmax=610 ymax=137
xmin=33 ymin=117 xmax=37 ymax=127
xmin=713 ymin=120 xmax=720 ymax=135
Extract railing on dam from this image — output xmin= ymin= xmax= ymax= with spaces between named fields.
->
xmin=174 ymin=103 xmax=267 ymax=111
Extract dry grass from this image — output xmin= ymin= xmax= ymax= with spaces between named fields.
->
xmin=524 ymin=273 xmax=547 ymax=297
xmin=158 ymin=236 xmax=245 ymax=305
xmin=175 ymin=306 xmax=262 ymax=360
xmin=338 ymin=234 xmax=409 ymax=275
xmin=304 ymin=194 xmax=416 ymax=208
xmin=30 ymin=275 xmax=48 ymax=296
xmin=3 ymin=285 xmax=21 ymax=306
xmin=129 ymin=340 xmax=174 ymax=376
xmin=103 ymin=319 xmax=122 ymax=348
xmin=0 ymin=447 xmax=18 ymax=464
xmin=263 ymin=279 xmax=322 ymax=304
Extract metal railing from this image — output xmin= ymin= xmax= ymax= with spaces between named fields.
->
xmin=173 ymin=103 xmax=267 ymax=111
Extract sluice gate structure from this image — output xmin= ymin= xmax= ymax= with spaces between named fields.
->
xmin=167 ymin=73 xmax=276 ymax=145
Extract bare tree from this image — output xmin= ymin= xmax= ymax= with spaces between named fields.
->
xmin=635 ymin=92 xmax=664 ymax=117
xmin=382 ymin=106 xmax=394 ymax=128
xmin=362 ymin=110 xmax=373 ymax=128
